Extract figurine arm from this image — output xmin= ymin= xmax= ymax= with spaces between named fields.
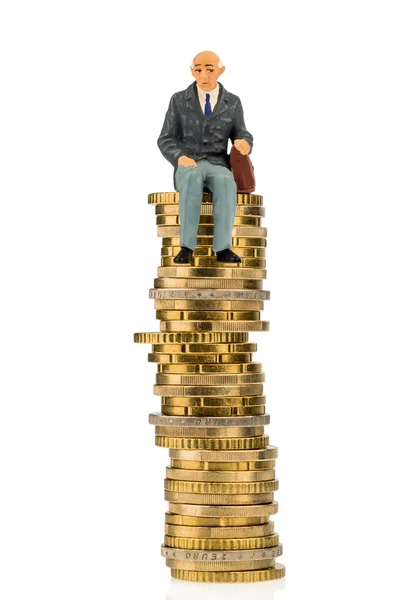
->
xmin=157 ymin=95 xmax=185 ymax=166
xmin=230 ymin=98 xmax=253 ymax=155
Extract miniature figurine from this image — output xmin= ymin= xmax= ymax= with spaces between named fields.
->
xmin=157 ymin=50 xmax=253 ymax=264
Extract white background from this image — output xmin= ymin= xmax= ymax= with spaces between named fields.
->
xmin=1 ymin=1 xmax=400 ymax=599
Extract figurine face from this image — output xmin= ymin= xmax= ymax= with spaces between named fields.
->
xmin=190 ymin=51 xmax=225 ymax=92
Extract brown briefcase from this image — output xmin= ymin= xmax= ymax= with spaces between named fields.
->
xmin=229 ymin=144 xmax=256 ymax=193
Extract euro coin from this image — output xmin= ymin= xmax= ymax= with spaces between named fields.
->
xmin=168 ymin=502 xmax=278 ymax=517
xmin=161 ymin=405 xmax=266 ymax=417
xmin=149 ymin=353 xmax=254 ymax=364
xmin=154 ymin=426 xmax=266 ymax=438
xmin=149 ymin=413 xmax=269 ymax=427
xmin=164 ymin=533 xmax=279 ymax=550
xmin=155 ymin=204 xmax=265 ymax=216
xmin=157 ymin=266 xmax=266 ymax=279
xmin=170 ymin=564 xmax=286 ymax=583
xmin=147 ymin=192 xmax=264 ymax=205
xmin=156 ymin=362 xmax=262 ymax=372
xmin=153 ymin=300 xmax=264 ymax=310
xmin=164 ymin=522 xmax=274 ymax=538
xmin=161 ymin=396 xmax=266 ymax=407
xmin=157 ymin=226 xmax=267 ymax=238
xmin=156 ymin=215 xmax=261 ymax=226
xmin=159 ymin=321 xmax=268 ymax=332
xmin=155 ymin=310 xmax=261 ymax=321
xmin=154 ymin=278 xmax=263 ymax=289
xmin=155 ymin=435 xmax=269 ymax=450
xmin=134 ymin=331 xmax=249 ymax=344
xmin=163 ymin=512 xmax=277 ymax=526
xmin=166 ymin=558 xmax=275 ymax=571
xmin=164 ymin=491 xmax=275 ymax=504
xmin=161 ymin=543 xmax=282 ymax=560
xmin=151 ymin=342 xmax=258 ymax=352
xmin=153 ymin=384 xmax=264 ymax=396
xmin=161 ymin=245 xmax=266 ymax=258
xmin=165 ymin=467 xmax=276 ymax=482
xmin=163 ymin=479 xmax=278 ymax=495
xmin=148 ymin=288 xmax=269 ymax=300
xmin=168 ymin=446 xmax=277 ymax=462
xmin=169 ymin=459 xmax=276 ymax=471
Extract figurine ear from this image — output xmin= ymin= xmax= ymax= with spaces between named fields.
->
xmin=219 ymin=66 xmax=225 ymax=76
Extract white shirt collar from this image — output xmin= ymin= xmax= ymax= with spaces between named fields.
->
xmin=196 ymin=83 xmax=220 ymax=110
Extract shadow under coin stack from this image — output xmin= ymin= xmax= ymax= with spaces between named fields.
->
xmin=134 ymin=191 xmax=285 ymax=584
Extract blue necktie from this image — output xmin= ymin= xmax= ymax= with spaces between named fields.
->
xmin=204 ymin=93 xmax=212 ymax=116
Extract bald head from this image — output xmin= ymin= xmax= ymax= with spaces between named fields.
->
xmin=190 ymin=50 xmax=225 ymax=92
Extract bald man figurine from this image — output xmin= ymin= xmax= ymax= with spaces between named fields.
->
xmin=157 ymin=51 xmax=253 ymax=264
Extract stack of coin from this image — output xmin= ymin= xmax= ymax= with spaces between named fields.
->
xmin=134 ymin=191 xmax=285 ymax=583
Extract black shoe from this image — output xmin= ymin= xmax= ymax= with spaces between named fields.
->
xmin=174 ymin=247 xmax=193 ymax=264
xmin=216 ymin=248 xmax=242 ymax=263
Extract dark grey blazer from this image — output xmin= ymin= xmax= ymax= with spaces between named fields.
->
xmin=157 ymin=82 xmax=253 ymax=190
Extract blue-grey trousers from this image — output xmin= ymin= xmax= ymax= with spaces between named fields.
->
xmin=175 ymin=159 xmax=237 ymax=253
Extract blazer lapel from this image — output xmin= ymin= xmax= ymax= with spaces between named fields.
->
xmin=209 ymin=83 xmax=230 ymax=120
xmin=183 ymin=82 xmax=204 ymax=119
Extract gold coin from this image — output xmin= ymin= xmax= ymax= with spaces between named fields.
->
xmin=164 ymin=491 xmax=275 ymax=504
xmin=134 ymin=332 xmax=249 ymax=344
xmin=147 ymin=192 xmax=264 ymax=205
xmin=161 ymin=543 xmax=282 ymax=560
xmin=156 ymin=215 xmax=261 ymax=226
xmin=157 ymin=362 xmax=262 ymax=373
xmin=161 ymin=396 xmax=266 ymax=407
xmin=147 ymin=192 xmax=186 ymax=204
xmin=160 ymin=321 xmax=269 ymax=332
xmin=148 ymin=192 xmax=212 ymax=204
xmin=161 ymin=245 xmax=266 ymax=258
xmin=230 ymin=237 xmax=266 ymax=248
xmin=155 ymin=372 xmax=265 ymax=385
xmin=164 ymin=479 xmax=278 ymax=495
xmin=164 ymin=512 xmax=276 ymax=526
xmin=237 ymin=193 xmax=264 ymax=205
xmin=155 ymin=435 xmax=268 ymax=450
xmin=154 ymin=384 xmax=264 ymax=396
xmin=170 ymin=459 xmax=276 ymax=471
xmin=153 ymin=300 xmax=264 ymax=311
xmin=168 ymin=446 xmax=277 ymax=462
xmin=155 ymin=204 xmax=265 ymax=217
xmin=150 ymin=353 xmax=254 ymax=365
xmin=168 ymin=502 xmax=278 ymax=518
xmin=161 ymin=256 xmax=266 ymax=268
xmin=162 ymin=406 xmax=266 ymax=417
xmin=154 ymin=278 xmax=263 ymax=289
xmin=164 ymin=533 xmax=279 ymax=550
xmin=155 ymin=310 xmax=261 ymax=321
xmin=170 ymin=564 xmax=286 ymax=583
xmin=164 ymin=522 xmax=274 ymax=539
xmin=158 ymin=226 xmax=267 ymax=238
xmin=151 ymin=342 xmax=257 ymax=353
xmin=154 ymin=426 xmax=266 ymax=438
xmin=165 ymin=467 xmax=276 ymax=482
xmin=162 ymin=236 xmax=267 ymax=248
xmin=157 ymin=266 xmax=266 ymax=280
xmin=166 ymin=558 xmax=275 ymax=571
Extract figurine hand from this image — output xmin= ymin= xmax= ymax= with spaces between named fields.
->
xmin=178 ymin=156 xmax=198 ymax=167
xmin=234 ymin=139 xmax=250 ymax=155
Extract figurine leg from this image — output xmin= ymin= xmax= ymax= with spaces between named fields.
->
xmin=175 ymin=165 xmax=205 ymax=250
xmin=204 ymin=162 xmax=237 ymax=253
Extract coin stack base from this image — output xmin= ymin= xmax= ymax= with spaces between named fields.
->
xmin=134 ymin=192 xmax=285 ymax=583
